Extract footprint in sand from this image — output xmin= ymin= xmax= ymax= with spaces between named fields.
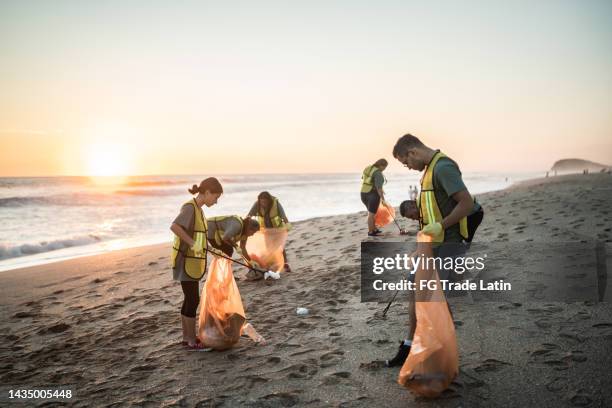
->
xmin=319 ymin=350 xmax=344 ymax=368
xmin=498 ymin=302 xmax=522 ymax=310
xmin=321 ymin=371 xmax=351 ymax=386
xmin=569 ymin=390 xmax=593 ymax=407
xmin=359 ymin=360 xmax=386 ymax=371
xmin=13 ymin=311 xmax=36 ymax=318
xmin=38 ymin=322 xmax=71 ymax=334
xmin=255 ymin=391 xmax=301 ymax=407
xmin=473 ymin=358 xmax=511 ymax=373
xmin=546 ymin=377 xmax=567 ymax=392
xmin=227 ymin=374 xmax=269 ymax=391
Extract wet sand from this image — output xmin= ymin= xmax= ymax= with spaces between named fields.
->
xmin=1 ymin=173 xmax=611 ymax=407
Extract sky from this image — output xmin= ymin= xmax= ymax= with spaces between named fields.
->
xmin=0 ymin=0 xmax=611 ymax=176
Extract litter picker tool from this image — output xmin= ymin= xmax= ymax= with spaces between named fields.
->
xmin=382 ymin=288 xmax=400 ymax=318
xmin=205 ymin=243 xmax=268 ymax=275
xmin=387 ymin=205 xmax=408 ymax=235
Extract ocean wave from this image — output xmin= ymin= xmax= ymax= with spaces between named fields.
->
xmin=124 ymin=180 xmax=189 ymax=187
xmin=0 ymin=193 xmax=129 ymax=207
xmin=0 ymin=196 xmax=55 ymax=207
xmin=114 ymin=189 xmax=183 ymax=196
xmin=0 ymin=235 xmax=105 ymax=260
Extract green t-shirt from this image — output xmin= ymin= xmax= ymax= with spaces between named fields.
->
xmin=431 ymin=158 xmax=481 ymax=243
xmin=373 ymin=170 xmax=385 ymax=190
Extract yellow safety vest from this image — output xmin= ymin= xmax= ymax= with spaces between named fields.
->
xmin=171 ymin=199 xmax=208 ymax=280
xmin=418 ymin=151 xmax=469 ymax=243
xmin=209 ymin=215 xmax=245 ymax=247
xmin=256 ymin=197 xmax=285 ymax=228
xmin=361 ymin=165 xmax=380 ymax=193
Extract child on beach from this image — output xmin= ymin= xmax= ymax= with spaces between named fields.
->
xmin=170 ymin=177 xmax=223 ymax=350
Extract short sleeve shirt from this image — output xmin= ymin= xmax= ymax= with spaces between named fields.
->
xmin=432 ymin=158 xmax=481 ymax=243
xmin=373 ymin=171 xmax=385 ymax=189
xmin=207 ymin=217 xmax=243 ymax=245
xmin=172 ymin=203 xmax=199 ymax=281
xmin=247 ymin=201 xmax=288 ymax=228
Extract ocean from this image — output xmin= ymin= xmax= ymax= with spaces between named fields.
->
xmin=0 ymin=171 xmax=540 ymax=272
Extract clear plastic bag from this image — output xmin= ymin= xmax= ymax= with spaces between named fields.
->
xmin=198 ymin=257 xmax=263 ymax=350
xmin=245 ymin=227 xmax=288 ymax=272
xmin=398 ymin=233 xmax=458 ymax=397
xmin=375 ymin=201 xmax=395 ymax=228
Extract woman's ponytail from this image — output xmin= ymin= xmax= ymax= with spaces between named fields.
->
xmin=188 ymin=178 xmax=223 ymax=195
xmin=188 ymin=184 xmax=199 ymax=194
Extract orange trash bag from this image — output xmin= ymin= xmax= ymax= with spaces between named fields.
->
xmin=398 ymin=232 xmax=458 ymax=397
xmin=245 ymin=228 xmax=288 ymax=272
xmin=375 ymin=201 xmax=395 ymax=228
xmin=198 ymin=257 xmax=264 ymax=350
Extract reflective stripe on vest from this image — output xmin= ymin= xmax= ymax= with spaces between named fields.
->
xmin=256 ymin=197 xmax=284 ymax=228
xmin=171 ymin=198 xmax=208 ymax=279
xmin=361 ymin=165 xmax=379 ymax=193
xmin=417 ymin=151 xmax=469 ymax=243
xmin=209 ymin=215 xmax=245 ymax=246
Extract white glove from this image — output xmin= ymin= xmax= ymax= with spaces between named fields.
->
xmin=190 ymin=241 xmax=204 ymax=256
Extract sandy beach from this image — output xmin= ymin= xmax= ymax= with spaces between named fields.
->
xmin=1 ymin=173 xmax=611 ymax=407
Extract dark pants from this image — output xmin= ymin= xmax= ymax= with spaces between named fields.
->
xmin=180 ymin=280 xmax=200 ymax=318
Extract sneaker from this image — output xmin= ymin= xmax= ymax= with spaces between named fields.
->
xmin=374 ymin=228 xmax=382 ymax=234
xmin=368 ymin=231 xmax=382 ymax=237
xmin=385 ymin=341 xmax=411 ymax=367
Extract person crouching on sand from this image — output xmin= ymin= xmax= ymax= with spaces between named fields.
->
xmin=360 ymin=158 xmax=388 ymax=236
xmin=247 ymin=191 xmax=292 ymax=272
xmin=207 ymin=215 xmax=261 ymax=279
xmin=170 ymin=177 xmax=223 ymax=350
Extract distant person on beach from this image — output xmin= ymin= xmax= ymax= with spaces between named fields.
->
xmin=386 ymin=134 xmax=483 ymax=367
xmin=207 ymin=215 xmax=261 ymax=278
xmin=248 ymin=191 xmax=292 ymax=272
xmin=360 ymin=158 xmax=388 ymax=236
xmin=409 ymin=185 xmax=418 ymax=201
xmin=170 ymin=177 xmax=223 ymax=350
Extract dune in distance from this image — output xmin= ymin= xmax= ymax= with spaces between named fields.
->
xmin=551 ymin=158 xmax=611 ymax=174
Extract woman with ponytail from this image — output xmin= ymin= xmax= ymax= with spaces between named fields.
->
xmin=170 ymin=177 xmax=223 ymax=349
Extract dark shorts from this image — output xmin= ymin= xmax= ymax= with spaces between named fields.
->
xmin=433 ymin=243 xmax=467 ymax=282
xmin=406 ymin=242 xmax=467 ymax=295
xmin=360 ymin=191 xmax=380 ymax=213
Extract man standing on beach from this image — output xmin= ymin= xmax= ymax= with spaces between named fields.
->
xmin=385 ymin=133 xmax=482 ymax=366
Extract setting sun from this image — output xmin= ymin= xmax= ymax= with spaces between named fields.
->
xmin=86 ymin=143 xmax=131 ymax=176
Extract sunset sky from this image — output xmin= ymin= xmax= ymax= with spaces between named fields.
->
xmin=1 ymin=0 xmax=611 ymax=176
